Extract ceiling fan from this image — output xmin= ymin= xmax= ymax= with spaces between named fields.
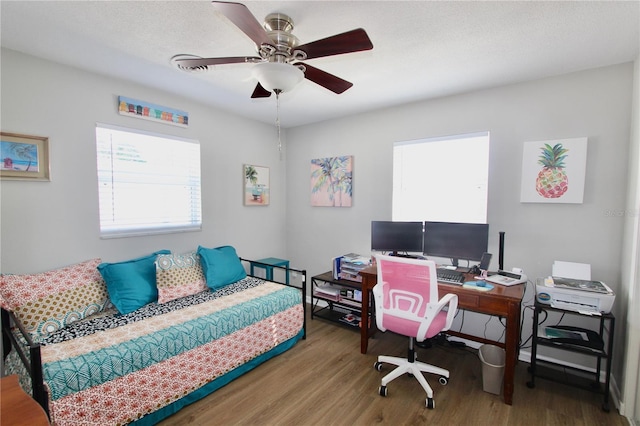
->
xmin=171 ymin=1 xmax=374 ymax=98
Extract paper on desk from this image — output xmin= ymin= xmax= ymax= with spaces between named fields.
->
xmin=552 ymin=261 xmax=591 ymax=280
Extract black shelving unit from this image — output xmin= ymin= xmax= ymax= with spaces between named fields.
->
xmin=311 ymin=271 xmax=371 ymax=330
xmin=526 ymin=300 xmax=615 ymax=412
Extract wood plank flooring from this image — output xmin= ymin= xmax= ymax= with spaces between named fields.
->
xmin=158 ymin=306 xmax=628 ymax=425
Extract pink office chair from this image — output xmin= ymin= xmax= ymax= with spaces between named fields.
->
xmin=372 ymin=254 xmax=458 ymax=408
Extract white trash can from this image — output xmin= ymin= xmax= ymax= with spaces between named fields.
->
xmin=478 ymin=344 xmax=505 ymax=395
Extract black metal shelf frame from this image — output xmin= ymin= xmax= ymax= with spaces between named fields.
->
xmin=526 ymin=301 xmax=615 ymax=412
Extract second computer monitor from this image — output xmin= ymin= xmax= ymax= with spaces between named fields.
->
xmin=423 ymin=221 xmax=489 ymax=266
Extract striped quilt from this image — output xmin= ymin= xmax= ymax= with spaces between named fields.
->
xmin=34 ymin=277 xmax=303 ymax=425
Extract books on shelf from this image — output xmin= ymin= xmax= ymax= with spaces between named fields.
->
xmin=537 ymin=325 xmax=605 ymax=352
xmin=339 ymin=313 xmax=361 ymax=327
xmin=540 ymin=326 xmax=588 ymax=341
xmin=313 ymin=282 xmax=362 ymax=305
xmin=314 ymin=283 xmax=340 ymax=301
xmin=314 ymin=284 xmax=339 ymax=296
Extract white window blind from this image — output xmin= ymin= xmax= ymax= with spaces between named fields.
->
xmin=96 ymin=123 xmax=201 ymax=238
xmin=393 ymin=132 xmax=490 ymax=223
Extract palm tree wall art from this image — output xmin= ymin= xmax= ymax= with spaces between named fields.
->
xmin=310 ymin=156 xmax=353 ymax=207
xmin=244 ymin=164 xmax=270 ymax=206
xmin=0 ymin=132 xmax=50 ymax=181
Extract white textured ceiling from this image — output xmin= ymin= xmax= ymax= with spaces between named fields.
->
xmin=1 ymin=1 xmax=639 ymax=128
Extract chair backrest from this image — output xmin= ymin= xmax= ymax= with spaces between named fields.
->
xmin=374 ymin=254 xmax=442 ymax=339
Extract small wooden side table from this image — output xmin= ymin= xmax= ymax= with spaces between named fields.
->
xmin=249 ymin=257 xmax=290 ymax=285
xmin=1 ymin=375 xmax=49 ymax=425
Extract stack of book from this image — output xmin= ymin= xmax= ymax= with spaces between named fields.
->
xmin=313 ymin=283 xmax=340 ymax=301
xmin=338 ymin=313 xmax=361 ymax=327
xmin=333 ymin=253 xmax=370 ymax=282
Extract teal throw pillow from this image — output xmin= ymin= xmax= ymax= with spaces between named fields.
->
xmin=197 ymin=245 xmax=246 ymax=290
xmin=98 ymin=249 xmax=171 ymax=314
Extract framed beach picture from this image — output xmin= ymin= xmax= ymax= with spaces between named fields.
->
xmin=244 ymin=164 xmax=270 ymax=206
xmin=0 ymin=132 xmax=50 ymax=181
xmin=310 ymin=156 xmax=353 ymax=207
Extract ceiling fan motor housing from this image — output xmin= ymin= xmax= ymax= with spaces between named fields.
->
xmin=261 ymin=13 xmax=303 ymax=64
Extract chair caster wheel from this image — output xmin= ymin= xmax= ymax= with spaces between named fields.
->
xmin=426 ymin=398 xmax=435 ymax=409
xmin=379 ymin=385 xmax=388 ymax=397
xmin=374 ymin=362 xmax=383 ymax=371
xmin=439 ymin=376 xmax=448 ymax=385
xmin=526 ymin=381 xmax=535 ymax=388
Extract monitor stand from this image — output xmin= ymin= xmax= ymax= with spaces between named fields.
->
xmin=390 ymin=252 xmax=419 ymax=259
xmin=451 ymin=258 xmax=471 ymax=273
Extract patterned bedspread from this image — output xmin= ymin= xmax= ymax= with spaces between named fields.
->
xmin=21 ymin=277 xmax=303 ymax=425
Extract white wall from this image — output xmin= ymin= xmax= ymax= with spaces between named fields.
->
xmin=285 ymin=63 xmax=634 ymax=390
xmin=621 ymin=58 xmax=640 ymax=422
xmin=0 ymin=48 xmax=289 ymax=273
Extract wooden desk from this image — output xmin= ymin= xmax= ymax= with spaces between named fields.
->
xmin=0 ymin=375 xmax=50 ymax=426
xmin=359 ymin=265 xmax=525 ymax=405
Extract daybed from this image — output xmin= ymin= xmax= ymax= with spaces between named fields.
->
xmin=1 ymin=245 xmax=306 ymax=425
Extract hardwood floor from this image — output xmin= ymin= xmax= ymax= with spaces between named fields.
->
xmin=159 ymin=306 xmax=627 ymax=425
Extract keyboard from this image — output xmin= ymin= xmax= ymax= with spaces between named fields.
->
xmin=436 ymin=268 xmax=465 ymax=285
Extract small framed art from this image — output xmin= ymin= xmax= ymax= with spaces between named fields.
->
xmin=244 ymin=164 xmax=270 ymax=206
xmin=0 ymin=132 xmax=50 ymax=181
xmin=118 ymin=96 xmax=188 ymax=128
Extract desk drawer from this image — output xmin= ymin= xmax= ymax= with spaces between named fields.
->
xmin=457 ymin=292 xmax=480 ymax=308
xmin=457 ymin=292 xmax=513 ymax=316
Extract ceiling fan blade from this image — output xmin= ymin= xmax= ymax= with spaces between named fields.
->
xmin=212 ymin=1 xmax=273 ymax=47
xmin=296 ymin=28 xmax=373 ymax=60
xmin=174 ymin=56 xmax=262 ymax=68
xmin=251 ymin=82 xmax=272 ymax=98
xmin=296 ymin=63 xmax=353 ymax=94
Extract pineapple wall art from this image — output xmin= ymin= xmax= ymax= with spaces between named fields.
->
xmin=520 ymin=137 xmax=588 ymax=203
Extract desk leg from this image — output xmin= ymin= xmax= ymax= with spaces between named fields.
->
xmin=361 ymin=283 xmax=370 ymax=354
xmin=503 ymin=300 xmax=521 ymax=405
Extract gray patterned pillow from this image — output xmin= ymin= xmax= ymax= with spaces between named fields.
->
xmin=156 ymin=252 xmax=207 ymax=304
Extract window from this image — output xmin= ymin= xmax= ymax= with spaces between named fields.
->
xmin=392 ymin=132 xmax=489 ymax=223
xmin=96 ymin=123 xmax=201 ymax=238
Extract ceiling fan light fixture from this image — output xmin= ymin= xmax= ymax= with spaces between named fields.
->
xmin=253 ymin=62 xmax=303 ymax=93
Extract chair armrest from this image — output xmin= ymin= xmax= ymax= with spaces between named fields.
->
xmin=418 ymin=293 xmax=459 ymax=338
xmin=435 ymin=293 xmax=458 ymax=331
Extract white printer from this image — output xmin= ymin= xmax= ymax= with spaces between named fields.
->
xmin=535 ymin=261 xmax=615 ymax=314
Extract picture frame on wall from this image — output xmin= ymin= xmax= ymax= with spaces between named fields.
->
xmin=118 ymin=96 xmax=188 ymax=128
xmin=520 ymin=137 xmax=587 ymax=204
xmin=244 ymin=164 xmax=270 ymax=206
xmin=0 ymin=132 xmax=50 ymax=181
xmin=310 ymin=155 xmax=353 ymax=207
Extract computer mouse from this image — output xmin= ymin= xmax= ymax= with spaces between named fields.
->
xmin=476 ymin=281 xmax=486 ymax=287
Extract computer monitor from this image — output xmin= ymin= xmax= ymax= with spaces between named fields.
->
xmin=371 ymin=221 xmax=424 ymax=255
xmin=423 ymin=221 xmax=489 ymax=266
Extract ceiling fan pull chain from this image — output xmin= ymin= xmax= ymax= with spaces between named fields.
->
xmin=275 ymin=89 xmax=282 ymax=153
